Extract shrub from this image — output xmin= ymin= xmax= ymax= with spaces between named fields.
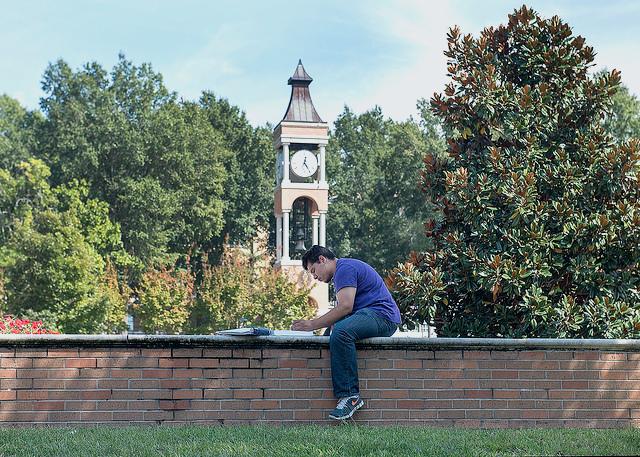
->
xmin=134 ymin=267 xmax=194 ymax=334
xmin=190 ymin=247 xmax=314 ymax=333
xmin=388 ymin=6 xmax=640 ymax=338
xmin=0 ymin=315 xmax=59 ymax=334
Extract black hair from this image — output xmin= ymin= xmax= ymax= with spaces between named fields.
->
xmin=301 ymin=245 xmax=336 ymax=270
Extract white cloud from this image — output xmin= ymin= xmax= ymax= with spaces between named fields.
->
xmin=334 ymin=0 xmax=457 ymax=121
xmin=163 ymin=23 xmax=249 ymax=102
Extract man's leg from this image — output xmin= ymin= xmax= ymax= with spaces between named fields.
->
xmin=328 ymin=309 xmax=397 ymax=419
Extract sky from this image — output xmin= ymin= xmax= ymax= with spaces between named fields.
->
xmin=1 ymin=0 xmax=639 ymax=126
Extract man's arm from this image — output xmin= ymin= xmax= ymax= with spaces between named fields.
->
xmin=291 ymin=287 xmax=356 ymax=331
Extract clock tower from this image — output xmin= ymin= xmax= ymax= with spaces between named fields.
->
xmin=273 ymin=60 xmax=329 ymax=315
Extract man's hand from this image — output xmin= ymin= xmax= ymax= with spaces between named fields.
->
xmin=291 ymin=319 xmax=315 ymax=331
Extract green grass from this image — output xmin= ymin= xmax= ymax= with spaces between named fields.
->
xmin=0 ymin=425 xmax=638 ymax=456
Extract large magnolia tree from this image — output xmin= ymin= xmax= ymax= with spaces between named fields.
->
xmin=388 ymin=6 xmax=640 ymax=338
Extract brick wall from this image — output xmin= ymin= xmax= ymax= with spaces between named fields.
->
xmin=1 ymin=335 xmax=639 ymax=427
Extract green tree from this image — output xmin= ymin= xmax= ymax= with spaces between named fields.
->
xmin=199 ymin=93 xmax=274 ymax=252
xmin=39 ymin=55 xmax=229 ymax=264
xmin=133 ymin=267 xmax=195 ymax=334
xmin=190 ymin=247 xmax=314 ymax=333
xmin=0 ymin=159 xmax=129 ymax=333
xmin=389 ymin=6 xmax=640 ymax=338
xmin=0 ymin=95 xmax=40 ymax=170
xmin=602 ymin=74 xmax=640 ymax=143
xmin=326 ymin=106 xmax=444 ymax=272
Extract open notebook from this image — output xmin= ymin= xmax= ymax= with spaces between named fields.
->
xmin=215 ymin=327 xmax=315 ymax=337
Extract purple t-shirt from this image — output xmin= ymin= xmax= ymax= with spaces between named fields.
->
xmin=333 ymin=258 xmax=401 ymax=324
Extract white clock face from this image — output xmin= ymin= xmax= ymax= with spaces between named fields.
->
xmin=290 ymin=149 xmax=318 ymax=178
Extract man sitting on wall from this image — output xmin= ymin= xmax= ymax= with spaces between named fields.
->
xmin=292 ymin=245 xmax=400 ymax=421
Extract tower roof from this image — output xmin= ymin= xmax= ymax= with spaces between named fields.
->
xmin=282 ymin=60 xmax=323 ymax=123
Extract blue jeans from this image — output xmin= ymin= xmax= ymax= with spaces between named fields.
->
xmin=329 ymin=308 xmax=397 ymax=398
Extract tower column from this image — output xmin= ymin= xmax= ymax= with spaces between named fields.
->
xmin=282 ymin=209 xmax=291 ymax=260
xmin=276 ymin=213 xmax=282 ymax=261
xmin=319 ymin=145 xmax=326 ymax=184
xmin=319 ymin=211 xmax=327 ymax=247
xmin=282 ymin=143 xmax=290 ymax=184
xmin=312 ymin=215 xmax=319 ymax=246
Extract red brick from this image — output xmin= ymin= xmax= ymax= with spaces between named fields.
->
xmin=159 ymin=379 xmax=190 ymax=389
xmin=233 ymin=389 xmax=263 ymax=399
xmin=159 ymin=358 xmax=188 ymax=368
xmin=48 ymin=411 xmax=82 ymax=422
xmin=173 ymin=348 xmax=202 ymax=358
xmin=173 ymin=368 xmax=204 ymax=379
xmin=203 ymin=368 xmax=233 ymax=379
xmin=251 ymin=399 xmax=279 ymax=409
xmin=0 ymin=358 xmax=32 ymax=368
xmin=544 ymin=352 xmax=573 ymax=360
xmin=464 ymin=389 xmax=492 ymax=399
xmin=600 ymin=353 xmax=627 ymax=361
xmin=48 ymin=349 xmax=79 ymax=358
xmin=189 ymin=358 xmax=220 ymax=368
xmin=0 ymin=368 xmax=17 ymax=378
xmin=279 ymin=359 xmax=307 ymax=368
xmin=142 ymin=368 xmax=172 ymax=378
xmin=46 ymin=369 xmax=81 ymax=379
xmin=14 ymin=350 xmax=45 ymax=358
xmin=32 ymin=401 xmax=65 ymax=411
xmin=203 ymin=349 xmax=232 ymax=358
xmin=434 ymin=351 xmax=463 ymax=360
xmin=492 ymin=370 xmax=518 ymax=379
xmin=437 ymin=410 xmax=465 ymax=419
xmin=141 ymin=349 xmax=172 ymax=358
xmin=110 ymin=369 xmax=143 ymax=378
xmin=0 ymin=390 xmax=17 ymax=400
xmin=173 ymin=389 xmax=203 ymax=400
xmin=65 ymin=380 xmax=98 ymax=389
xmin=521 ymin=409 xmax=548 ymax=419
xmin=98 ymin=379 xmax=128 ymax=389
xmin=491 ymin=351 xmax=519 ymax=360
xmin=97 ymin=400 xmax=127 ymax=410
xmin=79 ymin=368 xmax=110 ymax=378
xmin=32 ymin=379 xmax=63 ymax=389
xmin=435 ymin=370 xmax=463 ymax=379
xmin=143 ymin=389 xmax=172 ymax=400
xmin=81 ymin=411 xmax=113 ymax=421
xmin=80 ymin=390 xmax=111 ymax=400
xmin=17 ymin=390 xmax=48 ymax=400
xmin=0 ymin=411 xmax=47 ymax=422
xmin=64 ymin=400 xmax=96 ymax=411
xmin=452 ymin=379 xmax=479 ymax=389
xmin=204 ymin=389 xmax=233 ymax=399
xmin=518 ymin=351 xmax=546 ymax=360
xmin=232 ymin=349 xmax=262 ymax=359
xmin=159 ymin=399 xmax=190 ymax=410
xmin=250 ymin=358 xmax=279 ymax=369
xmin=464 ymin=351 xmax=491 ymax=360
xmin=33 ymin=358 xmax=65 ymax=368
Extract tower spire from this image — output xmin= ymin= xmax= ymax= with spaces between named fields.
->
xmin=282 ymin=60 xmax=323 ymax=122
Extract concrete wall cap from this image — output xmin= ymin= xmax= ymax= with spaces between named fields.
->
xmin=1 ymin=334 xmax=640 ymax=351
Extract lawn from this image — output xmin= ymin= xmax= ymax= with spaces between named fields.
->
xmin=0 ymin=425 xmax=638 ymax=456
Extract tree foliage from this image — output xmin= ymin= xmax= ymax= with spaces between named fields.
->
xmin=326 ymin=106 xmax=444 ymax=273
xmin=133 ymin=267 xmax=195 ymax=335
xmin=38 ymin=55 xmax=228 ymax=264
xmin=388 ymin=6 xmax=640 ymax=338
xmin=199 ymin=93 xmax=274 ymax=251
xmin=602 ymin=73 xmax=640 ymax=143
xmin=190 ymin=247 xmax=314 ymax=333
xmin=0 ymin=159 xmax=129 ymax=333
xmin=0 ymin=95 xmax=41 ymax=170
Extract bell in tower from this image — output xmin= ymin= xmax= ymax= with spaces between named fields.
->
xmin=273 ymin=60 xmax=330 ymax=316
